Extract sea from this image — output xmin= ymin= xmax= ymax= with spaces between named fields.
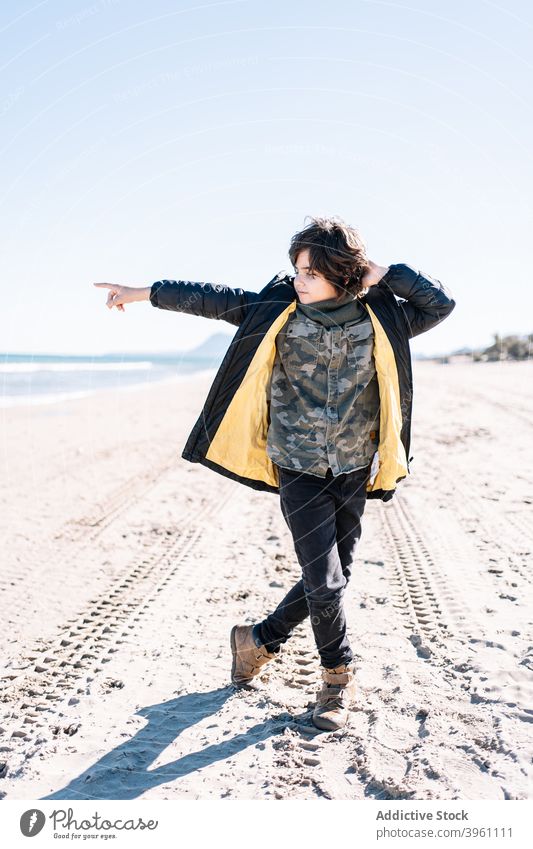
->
xmin=0 ymin=352 xmax=220 ymax=408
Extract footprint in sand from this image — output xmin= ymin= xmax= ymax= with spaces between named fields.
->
xmin=295 ymin=657 xmax=313 ymax=667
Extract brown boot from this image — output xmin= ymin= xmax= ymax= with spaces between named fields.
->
xmin=312 ymin=662 xmax=356 ymax=731
xmin=230 ymin=624 xmax=278 ymax=686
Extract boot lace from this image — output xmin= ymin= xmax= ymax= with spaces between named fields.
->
xmin=318 ymin=683 xmax=349 ymax=709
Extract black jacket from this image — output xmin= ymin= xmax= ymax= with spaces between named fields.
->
xmin=150 ymin=263 xmax=456 ymax=501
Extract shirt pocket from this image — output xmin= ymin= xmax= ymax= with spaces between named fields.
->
xmin=344 ymin=322 xmax=374 ymax=371
xmin=279 ymin=320 xmax=324 ymax=372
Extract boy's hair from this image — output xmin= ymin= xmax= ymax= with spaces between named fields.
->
xmin=288 ymin=215 xmax=370 ymax=299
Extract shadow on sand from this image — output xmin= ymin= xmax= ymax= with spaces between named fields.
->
xmin=41 ymin=686 xmax=309 ymax=800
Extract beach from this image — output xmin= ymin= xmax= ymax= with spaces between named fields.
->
xmin=1 ymin=359 xmax=532 ymax=801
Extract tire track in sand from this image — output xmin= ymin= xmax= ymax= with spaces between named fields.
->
xmin=0 ymin=475 xmax=235 ymax=770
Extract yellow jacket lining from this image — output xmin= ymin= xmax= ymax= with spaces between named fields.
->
xmin=205 ymin=299 xmax=408 ymax=491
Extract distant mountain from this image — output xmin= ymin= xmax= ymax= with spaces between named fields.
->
xmin=122 ymin=332 xmax=234 ymax=362
xmin=184 ymin=332 xmax=234 ymax=359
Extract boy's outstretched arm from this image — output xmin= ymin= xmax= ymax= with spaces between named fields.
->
xmin=149 ymin=279 xmax=260 ymax=327
xmin=370 ymin=262 xmax=456 ymax=339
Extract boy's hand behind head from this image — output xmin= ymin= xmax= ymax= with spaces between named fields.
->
xmin=361 ymin=261 xmax=390 ymax=289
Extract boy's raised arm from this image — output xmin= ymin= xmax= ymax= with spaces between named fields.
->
xmin=376 ymin=263 xmax=456 ymax=339
xmin=149 ymin=279 xmax=260 ymax=327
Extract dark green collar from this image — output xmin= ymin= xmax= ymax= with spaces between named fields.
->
xmin=296 ymin=291 xmax=366 ymax=328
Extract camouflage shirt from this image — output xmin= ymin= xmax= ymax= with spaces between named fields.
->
xmin=266 ymin=302 xmax=380 ymax=478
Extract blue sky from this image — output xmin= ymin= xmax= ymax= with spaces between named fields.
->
xmin=1 ymin=0 xmax=531 ymax=356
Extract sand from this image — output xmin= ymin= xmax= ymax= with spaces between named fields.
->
xmin=0 ymin=360 xmax=532 ymax=801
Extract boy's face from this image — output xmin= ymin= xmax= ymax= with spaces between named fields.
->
xmin=292 ymin=249 xmax=341 ymax=304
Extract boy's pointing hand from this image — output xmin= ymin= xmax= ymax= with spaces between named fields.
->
xmin=93 ymin=282 xmax=151 ymax=311
xmin=93 ymin=282 xmax=127 ymax=311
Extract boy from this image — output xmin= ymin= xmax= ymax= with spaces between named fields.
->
xmin=95 ymin=215 xmax=456 ymax=731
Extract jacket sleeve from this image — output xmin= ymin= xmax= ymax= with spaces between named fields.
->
xmin=377 ymin=263 xmax=456 ymax=339
xmin=149 ymin=279 xmax=260 ymax=327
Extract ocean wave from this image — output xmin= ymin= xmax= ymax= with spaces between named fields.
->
xmin=0 ymin=369 xmax=218 ymax=408
xmin=0 ymin=361 xmax=154 ymax=373
xmin=0 ymin=390 xmax=93 ymax=408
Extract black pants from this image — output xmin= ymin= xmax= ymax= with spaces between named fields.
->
xmin=255 ymin=461 xmax=372 ymax=669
